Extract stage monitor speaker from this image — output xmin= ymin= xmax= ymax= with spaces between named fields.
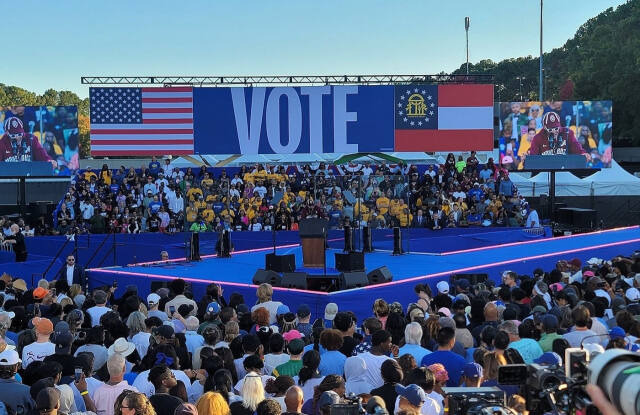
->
xmin=367 ymin=266 xmax=393 ymax=285
xmin=450 ymin=273 xmax=488 ymax=286
xmin=252 ymin=269 xmax=282 ymax=286
xmin=265 ymin=253 xmax=296 ymax=273
xmin=339 ymin=272 xmax=369 ymax=290
xmin=306 ymin=275 xmax=339 ymax=292
xmin=335 ymin=252 xmax=365 ymax=272
xmin=281 ymin=272 xmax=308 ymax=290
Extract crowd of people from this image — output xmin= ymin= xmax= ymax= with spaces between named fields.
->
xmin=41 ymin=154 xmax=537 ymax=236
xmin=0 ymin=250 xmax=634 ymax=415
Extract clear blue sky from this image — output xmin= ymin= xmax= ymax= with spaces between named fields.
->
xmin=0 ymin=0 xmax=625 ymax=98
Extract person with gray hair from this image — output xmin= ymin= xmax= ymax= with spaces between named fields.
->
xmin=398 ymin=322 xmax=431 ymax=364
xmin=184 ymin=316 xmax=204 ymax=355
xmin=127 ymin=311 xmax=151 ymax=360
xmin=93 ymin=353 xmax=138 ymax=415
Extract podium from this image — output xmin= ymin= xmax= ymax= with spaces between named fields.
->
xmin=299 ymin=218 xmax=328 ymax=268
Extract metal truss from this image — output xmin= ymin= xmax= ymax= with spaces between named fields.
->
xmin=80 ymin=74 xmax=494 ymax=86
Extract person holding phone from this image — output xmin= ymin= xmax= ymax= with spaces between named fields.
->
xmin=163 ymin=279 xmax=198 ymax=318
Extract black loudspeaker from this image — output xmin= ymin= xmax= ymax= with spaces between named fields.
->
xmin=450 ymin=273 xmax=488 ymax=286
xmin=150 ymin=281 xmax=169 ymax=292
xmin=252 ymin=269 xmax=282 ymax=286
xmin=339 ymin=272 xmax=369 ymax=290
xmin=343 ymin=226 xmax=354 ymax=252
xmin=362 ymin=226 xmax=373 ymax=253
xmin=265 ymin=253 xmax=296 ymax=273
xmin=367 ymin=266 xmax=393 ymax=285
xmin=392 ymin=227 xmax=403 ymax=255
xmin=281 ymin=272 xmax=308 ymax=289
xmin=335 ymin=252 xmax=365 ymax=272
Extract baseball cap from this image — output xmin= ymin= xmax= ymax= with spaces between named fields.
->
xmin=147 ymin=293 xmax=161 ymax=305
xmin=437 ymin=307 xmax=452 ymax=318
xmin=409 ymin=308 xmax=425 ymax=321
xmin=463 ymin=362 xmax=483 ymax=379
xmin=297 ymin=304 xmax=311 ymax=318
xmin=611 ymin=297 xmax=627 ymax=314
xmin=626 ymin=288 xmax=640 ymax=302
xmin=36 ymin=387 xmax=60 ymax=412
xmin=33 ymin=287 xmax=49 ymax=300
xmin=317 ymin=391 xmax=341 ymax=409
xmin=534 ymin=352 xmax=563 ymax=366
xmin=541 ymin=314 xmax=559 ymax=331
xmin=32 ymin=317 xmax=53 ymax=335
xmin=583 ymin=270 xmax=595 ymax=278
xmin=276 ymin=304 xmax=290 ymax=316
xmin=154 ymin=324 xmax=175 ymax=339
xmin=395 ymin=384 xmax=427 ymax=407
xmin=609 ymin=326 xmax=626 ymax=340
xmin=287 ymin=338 xmax=305 ymax=355
xmin=324 ymin=303 xmax=338 ymax=320
xmin=0 ymin=349 xmax=20 ymax=366
xmin=531 ymin=305 xmax=547 ymax=315
xmin=282 ymin=330 xmax=303 ymax=342
xmin=206 ymin=302 xmax=221 ymax=314
xmin=54 ymin=331 xmax=73 ymax=354
xmin=436 ymin=281 xmax=449 ymax=294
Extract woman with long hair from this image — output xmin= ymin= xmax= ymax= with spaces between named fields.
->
xmin=117 ymin=391 xmax=155 ymax=415
xmin=295 ymin=350 xmax=324 ymax=402
xmin=229 ymin=373 xmax=264 ymax=415
xmin=203 ymin=369 xmax=242 ymax=405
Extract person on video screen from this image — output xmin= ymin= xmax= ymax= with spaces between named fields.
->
xmin=527 ymin=112 xmax=590 ymax=161
xmin=0 ymin=117 xmax=57 ymax=167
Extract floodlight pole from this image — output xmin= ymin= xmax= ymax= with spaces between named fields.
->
xmin=465 ymin=17 xmax=470 ymax=75
xmin=539 ymin=0 xmax=544 ymax=101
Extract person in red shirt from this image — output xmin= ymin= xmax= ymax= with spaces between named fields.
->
xmin=0 ymin=117 xmax=56 ymax=167
xmin=526 ymin=112 xmax=590 ymax=162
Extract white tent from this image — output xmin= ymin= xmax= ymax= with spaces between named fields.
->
xmin=583 ymin=160 xmax=640 ymax=196
xmin=509 ymin=172 xmax=534 ymax=196
xmin=528 ymin=171 xmax=591 ymax=196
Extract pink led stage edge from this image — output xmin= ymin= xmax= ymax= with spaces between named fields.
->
xmin=88 ymin=227 xmax=640 ymax=297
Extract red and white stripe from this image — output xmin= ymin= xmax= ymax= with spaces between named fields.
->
xmin=395 ymin=84 xmax=494 ymax=152
xmin=91 ymin=87 xmax=194 ymax=156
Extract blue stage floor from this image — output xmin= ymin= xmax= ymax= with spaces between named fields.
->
xmin=89 ymin=227 xmax=640 ymax=321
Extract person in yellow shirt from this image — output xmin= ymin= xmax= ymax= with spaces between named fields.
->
xmin=220 ymin=204 xmax=236 ymax=220
xmin=202 ymin=202 xmax=215 ymax=224
xmin=186 ymin=184 xmax=203 ymax=202
xmin=397 ymin=208 xmax=413 ymax=227
xmin=186 ymin=201 xmax=198 ymax=223
xmin=200 ymin=172 xmax=213 ymax=188
xmin=376 ymin=192 xmax=391 ymax=215
xmin=243 ymin=171 xmax=254 ymax=184
xmin=389 ymin=198 xmax=402 ymax=217
xmin=83 ymin=169 xmax=98 ymax=182
xmin=194 ymin=196 xmax=206 ymax=213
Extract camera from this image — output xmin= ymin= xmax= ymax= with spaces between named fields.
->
xmin=328 ymin=393 xmax=364 ymax=415
xmin=442 ymin=387 xmax=509 ymax=415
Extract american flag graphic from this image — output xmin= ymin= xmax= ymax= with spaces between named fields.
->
xmin=90 ymin=87 xmax=194 ymax=156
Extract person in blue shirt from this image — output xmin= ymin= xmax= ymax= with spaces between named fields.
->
xmin=398 ymin=322 xmax=431 ymax=364
xmin=317 ymin=329 xmax=347 ymax=376
xmin=148 ymin=195 xmax=163 ymax=216
xmin=148 ymin=156 xmax=161 ymax=177
xmin=421 ymin=327 xmax=465 ymax=387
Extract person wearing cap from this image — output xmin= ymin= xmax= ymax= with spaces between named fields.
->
xmin=296 ymin=305 xmax=312 ymax=338
xmin=315 ymin=390 xmax=341 ymax=415
xmin=398 ymin=322 xmax=431 ymax=365
xmin=250 ymin=284 xmax=283 ymax=325
xmin=22 ymin=317 xmax=55 ymax=369
xmin=0 ymin=348 xmax=34 ymax=415
xmin=273 ymin=338 xmax=305 ymax=377
xmin=93 ymin=354 xmax=139 ymax=415
xmin=87 ymin=290 xmax=111 ymax=327
xmin=395 ymin=384 xmax=427 ymax=414
xmin=43 ymin=328 xmax=75 ymax=376
xmin=461 ymin=362 xmax=483 ymax=387
xmin=164 ymin=279 xmax=198 ymax=318
xmin=538 ymin=314 xmax=563 ymax=352
xmin=324 ymin=303 xmax=338 ymax=327
xmin=147 ymin=293 xmax=167 ymax=322
xmin=533 ymin=352 xmax=563 ymax=366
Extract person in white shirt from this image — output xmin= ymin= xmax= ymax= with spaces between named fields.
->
xmin=360 ymin=330 xmax=396 ymax=388
xmin=263 ymin=334 xmax=290 ymax=376
xmin=93 ymin=354 xmax=138 ymax=415
xmin=22 ymin=317 xmax=55 ymax=368
xmin=87 ymin=290 xmax=111 ymax=327
xmin=155 ymin=172 xmax=169 ymax=189
xmin=132 ymin=346 xmax=191 ymax=397
xmin=164 ymin=279 xmax=198 ymax=317
xmin=162 ymin=159 xmax=174 ymax=176
xmin=80 ymin=200 xmax=94 ymax=221
xmin=254 ymin=185 xmax=267 ymax=198
xmin=525 ymin=205 xmax=540 ymax=228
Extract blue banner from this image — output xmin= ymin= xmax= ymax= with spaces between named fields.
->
xmin=193 ymin=86 xmax=395 ymax=154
